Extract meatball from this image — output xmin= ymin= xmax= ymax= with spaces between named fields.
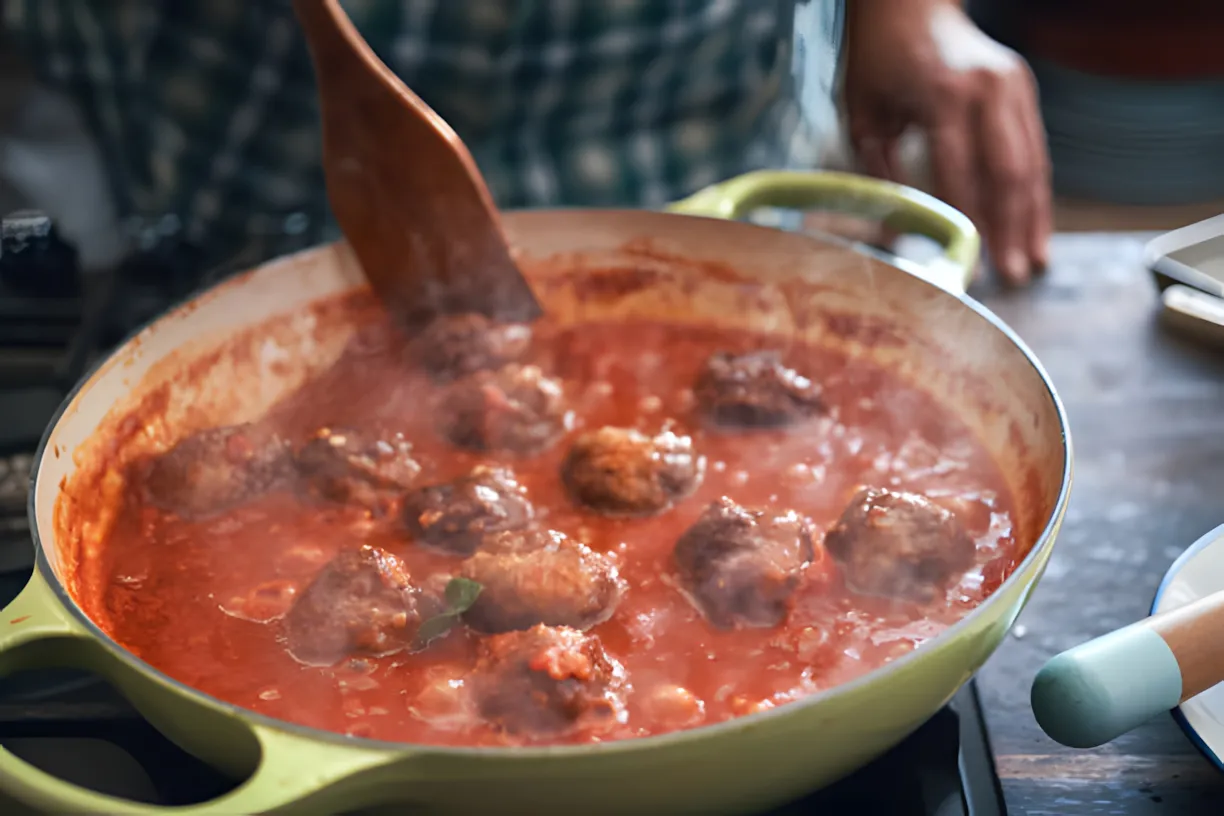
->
xmin=674 ymin=497 xmax=814 ymax=629
xmin=403 ymin=466 xmax=534 ymax=556
xmin=141 ymin=423 xmax=290 ymax=519
xmin=294 ymin=426 xmax=422 ymax=514
xmin=694 ymin=351 xmax=823 ymax=428
xmin=411 ymin=312 xmax=531 ymax=382
xmin=459 ymin=529 xmax=623 ymax=633
xmin=472 ymin=624 xmax=627 ymax=737
xmin=561 ymin=425 xmax=704 ymax=516
xmin=824 ymin=487 xmax=975 ymax=603
xmin=439 ymin=364 xmax=569 ymax=455
xmin=283 ymin=545 xmax=432 ymax=666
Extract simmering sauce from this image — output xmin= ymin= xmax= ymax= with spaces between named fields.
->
xmin=92 ymin=315 xmax=1018 ymax=747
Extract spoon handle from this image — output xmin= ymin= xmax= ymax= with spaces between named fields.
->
xmin=1031 ymin=588 xmax=1224 ymax=748
xmin=293 ymin=0 xmax=444 ymax=131
xmin=292 ymin=0 xmax=542 ymax=326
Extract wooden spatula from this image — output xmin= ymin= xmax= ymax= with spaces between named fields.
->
xmin=292 ymin=0 xmax=542 ymax=329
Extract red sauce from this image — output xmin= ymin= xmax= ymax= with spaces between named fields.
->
xmin=92 ymin=317 xmax=1018 ymax=746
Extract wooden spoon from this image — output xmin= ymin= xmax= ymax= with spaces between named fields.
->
xmin=292 ymin=0 xmax=542 ymax=328
xmin=1031 ymin=586 xmax=1224 ymax=748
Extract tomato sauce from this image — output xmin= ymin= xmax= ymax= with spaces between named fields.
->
xmin=93 ymin=316 xmax=1018 ymax=746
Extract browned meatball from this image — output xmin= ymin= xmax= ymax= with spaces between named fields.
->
xmin=283 ymin=545 xmax=433 ymax=666
xmin=141 ymin=423 xmax=290 ymax=519
xmin=294 ymin=426 xmax=422 ymax=514
xmin=411 ymin=312 xmax=532 ymax=382
xmin=438 ymin=364 xmax=569 ymax=455
xmin=472 ymin=624 xmax=627 ymax=737
xmin=459 ymin=529 xmax=623 ymax=633
xmin=473 ymin=527 xmax=560 ymax=556
xmin=694 ymin=351 xmax=823 ymax=428
xmin=824 ymin=487 xmax=976 ymax=603
xmin=403 ymin=466 xmax=534 ymax=556
xmin=674 ymin=497 xmax=814 ymax=629
xmin=561 ymin=425 xmax=703 ymax=516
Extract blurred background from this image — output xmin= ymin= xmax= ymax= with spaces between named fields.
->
xmin=2 ymin=1 xmax=1224 ymax=270
xmin=969 ymin=0 xmax=1224 ymax=229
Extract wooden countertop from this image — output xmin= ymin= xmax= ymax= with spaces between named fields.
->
xmin=1054 ymin=198 xmax=1224 ymax=234
xmin=969 ymin=232 xmax=1224 ymax=814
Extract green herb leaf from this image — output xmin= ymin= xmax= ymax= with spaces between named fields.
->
xmin=414 ymin=578 xmax=484 ymax=648
xmin=415 ymin=612 xmax=459 ymax=646
xmin=444 ymin=577 xmax=483 ymax=612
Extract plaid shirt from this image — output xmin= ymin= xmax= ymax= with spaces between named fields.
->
xmin=3 ymin=0 xmax=844 ymax=268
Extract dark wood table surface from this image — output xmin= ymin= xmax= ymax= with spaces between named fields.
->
xmin=965 ymin=232 xmax=1224 ymax=814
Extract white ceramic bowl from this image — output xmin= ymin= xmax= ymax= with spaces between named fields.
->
xmin=1152 ymin=523 xmax=1224 ymax=767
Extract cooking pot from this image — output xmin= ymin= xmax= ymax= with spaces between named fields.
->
xmin=0 ymin=170 xmax=1071 ymax=815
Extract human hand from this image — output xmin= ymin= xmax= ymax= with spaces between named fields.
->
xmin=842 ymin=0 xmax=1051 ymax=284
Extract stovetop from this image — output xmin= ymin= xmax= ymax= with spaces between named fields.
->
xmin=0 ymin=211 xmax=1007 ymax=815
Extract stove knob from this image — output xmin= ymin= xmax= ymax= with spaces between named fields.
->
xmin=0 ymin=210 xmax=53 ymax=257
xmin=0 ymin=210 xmax=81 ymax=297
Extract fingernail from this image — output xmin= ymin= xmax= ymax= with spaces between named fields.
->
xmin=1003 ymin=249 xmax=1028 ymax=282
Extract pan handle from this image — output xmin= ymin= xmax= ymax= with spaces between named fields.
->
xmin=667 ymin=170 xmax=980 ymax=294
xmin=0 ymin=570 xmax=399 ymax=814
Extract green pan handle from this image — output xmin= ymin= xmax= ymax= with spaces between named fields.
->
xmin=667 ymin=170 xmax=980 ymax=295
xmin=0 ymin=571 xmax=397 ymax=814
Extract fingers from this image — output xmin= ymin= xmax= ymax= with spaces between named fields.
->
xmin=847 ymin=110 xmax=905 ymax=251
xmin=1019 ymin=76 xmax=1053 ymax=270
xmin=975 ymin=89 xmax=1034 ymax=285
xmin=852 ymin=78 xmax=1050 ymax=286
xmin=927 ymin=107 xmax=983 ymax=249
xmin=848 ymin=107 xmax=905 ymax=182
xmin=855 ymin=136 xmax=899 ymax=182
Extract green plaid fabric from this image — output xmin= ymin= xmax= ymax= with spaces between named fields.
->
xmin=3 ymin=0 xmax=844 ymax=266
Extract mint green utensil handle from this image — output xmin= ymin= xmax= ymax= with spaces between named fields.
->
xmin=667 ymin=170 xmax=981 ymax=294
xmin=1032 ymin=587 xmax=1224 ymax=748
xmin=1031 ymin=624 xmax=1184 ymax=748
xmin=0 ymin=571 xmax=395 ymax=814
